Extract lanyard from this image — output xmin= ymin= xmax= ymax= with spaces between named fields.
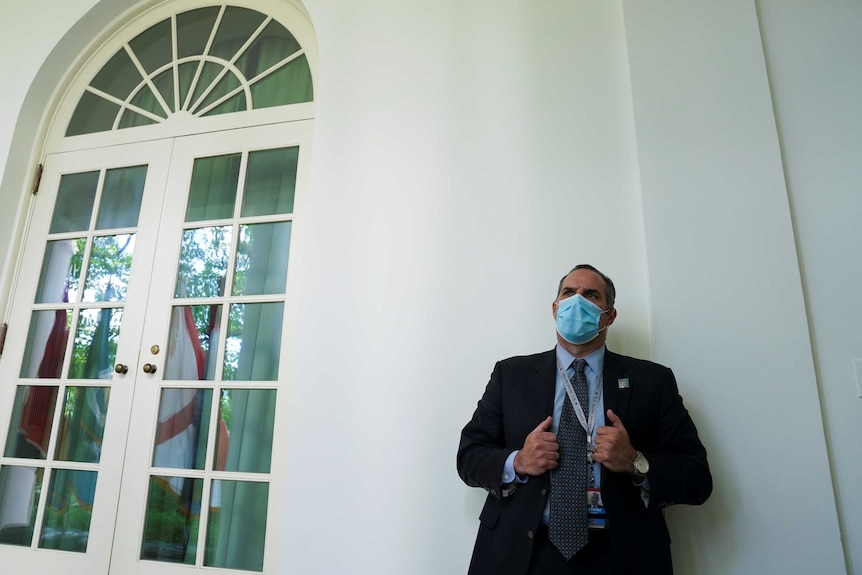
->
xmin=555 ymin=358 xmax=603 ymax=445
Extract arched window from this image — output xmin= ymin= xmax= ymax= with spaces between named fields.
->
xmin=66 ymin=4 xmax=313 ymax=135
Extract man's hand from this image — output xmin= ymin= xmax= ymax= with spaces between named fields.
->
xmin=593 ymin=409 xmax=637 ymax=473
xmin=514 ymin=416 xmax=559 ymax=476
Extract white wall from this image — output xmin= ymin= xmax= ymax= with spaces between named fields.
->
xmin=0 ymin=0 xmax=857 ymax=574
xmin=622 ymin=1 xmax=847 ymax=573
xmin=284 ymin=0 xmax=649 ymax=571
xmin=757 ymin=1 xmax=862 ymax=573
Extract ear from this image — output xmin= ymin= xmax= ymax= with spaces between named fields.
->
xmin=605 ymin=307 xmax=617 ymax=327
xmin=551 ymin=300 xmax=559 ymax=319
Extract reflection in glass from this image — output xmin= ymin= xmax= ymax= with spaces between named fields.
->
xmin=66 ymin=93 xmax=122 ymax=137
xmin=176 ymin=7 xmax=220 ymax=59
xmin=19 ymin=309 xmax=71 ymax=379
xmin=224 ymin=303 xmax=283 ymax=381
xmin=175 ymin=227 xmax=231 ymax=298
xmin=214 ymin=389 xmax=275 ymax=473
xmin=36 ymin=239 xmax=86 ymax=304
xmin=235 ymin=21 xmax=300 ymax=80
xmin=242 ymin=147 xmax=298 ymax=217
xmin=96 ymin=166 xmax=148 ymax=229
xmin=55 ymin=387 xmax=110 ymax=463
xmin=49 ymin=171 xmax=99 ymax=234
xmin=3 ymin=386 xmax=59 ymax=459
xmin=185 ymin=154 xmax=241 ymax=222
xmin=140 ymin=475 xmax=202 ymax=564
xmin=82 ymin=234 xmax=135 ymax=302
xmin=0 ymin=466 xmax=44 ymax=546
xmin=152 ymin=389 xmax=213 ymax=471
xmin=165 ymin=305 xmax=222 ymax=381
xmin=205 ymin=480 xmax=268 ymax=571
xmin=91 ymin=49 xmax=141 ymax=101
xmin=232 ymin=223 xmax=291 ymax=296
xmin=129 ymin=18 xmax=172 ymax=75
xmin=249 ymin=54 xmax=313 ymax=109
xmin=68 ymin=308 xmax=123 ymax=380
xmin=210 ymin=6 xmax=266 ymax=62
xmin=39 ymin=468 xmax=97 ymax=552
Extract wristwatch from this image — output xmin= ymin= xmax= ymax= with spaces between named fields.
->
xmin=632 ymin=450 xmax=649 ymax=481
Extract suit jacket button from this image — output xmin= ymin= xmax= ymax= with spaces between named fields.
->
xmin=490 ymin=489 xmax=496 ymax=496
xmin=527 ymin=530 xmax=534 ymax=539
xmin=540 ymin=489 xmax=547 ymax=496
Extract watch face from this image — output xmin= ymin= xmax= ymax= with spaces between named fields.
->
xmin=634 ymin=452 xmax=649 ymax=475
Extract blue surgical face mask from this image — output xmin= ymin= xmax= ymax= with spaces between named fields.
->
xmin=555 ymin=294 xmax=610 ymax=345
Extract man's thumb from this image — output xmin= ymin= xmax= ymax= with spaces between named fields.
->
xmin=534 ymin=415 xmax=553 ymax=432
xmin=607 ymin=409 xmax=625 ymax=429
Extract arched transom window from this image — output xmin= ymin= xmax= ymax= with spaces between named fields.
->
xmin=66 ymin=4 xmax=313 ymax=136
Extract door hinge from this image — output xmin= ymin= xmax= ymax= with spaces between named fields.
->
xmin=0 ymin=322 xmax=7 ymax=356
xmin=32 ymin=163 xmax=44 ymax=195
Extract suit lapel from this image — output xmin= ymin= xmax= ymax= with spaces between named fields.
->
xmin=530 ymin=350 xmax=557 ymax=422
xmin=602 ymin=349 xmax=631 ymax=420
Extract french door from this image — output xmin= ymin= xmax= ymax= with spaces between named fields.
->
xmin=0 ymin=121 xmax=309 ymax=574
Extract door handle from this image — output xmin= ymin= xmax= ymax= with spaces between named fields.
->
xmin=114 ymin=364 xmax=129 ymax=374
xmin=143 ymin=363 xmax=158 ymax=374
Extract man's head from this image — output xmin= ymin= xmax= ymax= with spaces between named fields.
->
xmin=552 ymin=264 xmax=617 ymax=355
xmin=556 ymin=264 xmax=616 ymax=310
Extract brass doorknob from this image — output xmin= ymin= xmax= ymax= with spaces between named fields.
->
xmin=143 ymin=363 xmax=158 ymax=374
xmin=114 ymin=364 xmax=128 ymax=374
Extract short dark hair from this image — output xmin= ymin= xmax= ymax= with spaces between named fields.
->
xmin=557 ymin=264 xmax=616 ymax=309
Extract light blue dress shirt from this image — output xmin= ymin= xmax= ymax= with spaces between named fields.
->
xmin=501 ymin=345 xmax=605 ymax=524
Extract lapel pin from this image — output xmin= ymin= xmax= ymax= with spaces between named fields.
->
xmin=618 ymin=378 xmax=630 ymax=389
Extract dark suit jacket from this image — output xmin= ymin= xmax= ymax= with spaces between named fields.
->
xmin=457 ymin=348 xmax=712 ymax=575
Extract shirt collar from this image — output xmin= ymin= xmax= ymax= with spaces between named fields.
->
xmin=555 ymin=343 xmax=605 ymax=376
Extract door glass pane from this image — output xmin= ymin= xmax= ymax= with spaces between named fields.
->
xmin=140 ymin=475 xmax=203 ymax=564
xmin=39 ymin=468 xmax=97 ymax=552
xmin=54 ymin=387 xmax=110 ymax=463
xmin=20 ymin=309 xmax=71 ymax=379
xmin=185 ymin=154 xmax=241 ymax=222
xmin=96 ymin=166 xmax=148 ymax=229
xmin=214 ymin=389 xmax=275 ymax=473
xmin=232 ymin=222 xmax=291 ymax=296
xmin=82 ymin=234 xmax=136 ymax=302
xmin=49 ymin=171 xmax=99 ymax=233
xmin=152 ymin=388 xmax=213 ymax=470
xmin=175 ymin=226 xmax=231 ymax=298
xmin=205 ymin=480 xmax=268 ymax=571
xmin=165 ymin=305 xmax=222 ymax=381
xmin=68 ymin=308 xmax=123 ymax=380
xmin=36 ymin=239 xmax=85 ymax=304
xmin=4 ymin=386 xmax=59 ymax=459
xmin=0 ymin=465 xmax=44 ymax=546
xmin=224 ymin=303 xmax=283 ymax=381
xmin=241 ymin=147 xmax=298 ymax=217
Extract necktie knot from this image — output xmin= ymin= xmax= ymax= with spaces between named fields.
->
xmin=573 ymin=358 xmax=586 ymax=376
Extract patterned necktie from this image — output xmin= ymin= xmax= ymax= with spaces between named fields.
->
xmin=549 ymin=358 xmax=589 ymax=560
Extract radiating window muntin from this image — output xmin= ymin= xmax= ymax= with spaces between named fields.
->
xmin=66 ymin=4 xmax=313 ymax=137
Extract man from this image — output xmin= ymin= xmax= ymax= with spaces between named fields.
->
xmin=457 ymin=265 xmax=711 ymax=575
